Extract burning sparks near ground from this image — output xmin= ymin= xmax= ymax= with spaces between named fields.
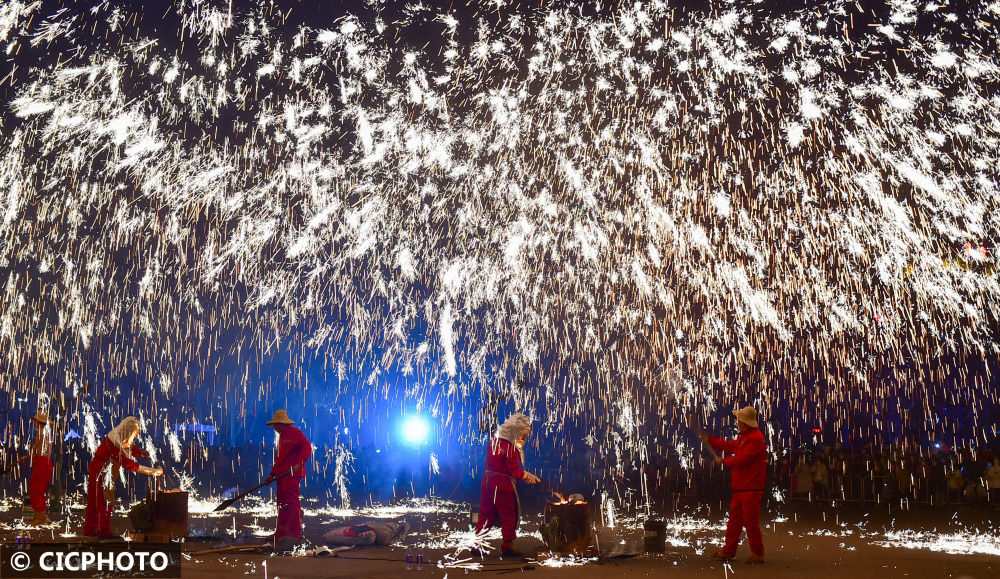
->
xmin=874 ymin=528 xmax=1000 ymax=556
xmin=0 ymin=0 xmax=999 ymax=527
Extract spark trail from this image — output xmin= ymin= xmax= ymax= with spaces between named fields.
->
xmin=0 ymin=0 xmax=998 ymax=475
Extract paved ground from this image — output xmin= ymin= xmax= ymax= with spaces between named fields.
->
xmin=175 ymin=528 xmax=997 ymax=579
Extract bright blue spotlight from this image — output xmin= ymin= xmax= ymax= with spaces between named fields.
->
xmin=402 ymin=415 xmax=430 ymax=445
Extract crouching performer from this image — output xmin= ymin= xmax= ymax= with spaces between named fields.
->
xmin=475 ymin=413 xmax=540 ymax=557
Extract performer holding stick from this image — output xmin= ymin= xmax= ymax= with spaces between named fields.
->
xmin=26 ymin=413 xmax=57 ymax=525
xmin=474 ymin=413 xmax=541 ymax=557
xmin=83 ymin=417 xmax=163 ymax=538
xmin=263 ymin=410 xmax=312 ymax=551
xmin=698 ymin=406 xmax=768 ymax=565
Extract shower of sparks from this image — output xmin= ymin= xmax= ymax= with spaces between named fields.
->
xmin=537 ymin=554 xmax=600 ymax=567
xmin=0 ymin=0 xmax=998 ymax=498
xmin=873 ymin=528 xmax=1000 ymax=556
xmin=417 ymin=524 xmax=498 ymax=553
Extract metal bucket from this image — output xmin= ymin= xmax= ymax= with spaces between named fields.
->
xmin=148 ymin=490 xmax=189 ymax=538
xmin=542 ymin=501 xmax=592 ymax=553
xmin=643 ymin=517 xmax=667 ymax=553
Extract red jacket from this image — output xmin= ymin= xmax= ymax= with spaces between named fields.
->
xmin=88 ymin=437 xmax=149 ymax=478
xmin=482 ymin=438 xmax=526 ymax=491
xmin=710 ymin=428 xmax=768 ymax=491
xmin=270 ymin=425 xmax=311 ymax=479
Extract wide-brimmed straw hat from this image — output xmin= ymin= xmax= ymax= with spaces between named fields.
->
xmin=733 ymin=406 xmax=758 ymax=429
xmin=266 ymin=409 xmax=295 ymax=426
xmin=30 ymin=412 xmax=54 ymax=426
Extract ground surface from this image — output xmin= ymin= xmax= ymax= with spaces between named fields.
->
xmin=2 ymin=498 xmax=997 ymax=578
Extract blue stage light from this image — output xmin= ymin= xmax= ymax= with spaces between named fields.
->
xmin=402 ymin=415 xmax=430 ymax=445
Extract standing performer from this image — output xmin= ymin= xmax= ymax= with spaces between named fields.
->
xmin=700 ymin=406 xmax=768 ymax=564
xmin=475 ymin=413 xmax=541 ymax=557
xmin=83 ymin=417 xmax=163 ymax=538
xmin=263 ymin=410 xmax=312 ymax=550
xmin=27 ymin=413 xmax=56 ymax=525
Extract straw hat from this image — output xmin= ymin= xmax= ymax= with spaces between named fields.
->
xmin=30 ymin=412 xmax=53 ymax=426
xmin=733 ymin=406 xmax=758 ymax=429
xmin=266 ymin=410 xmax=295 ymax=426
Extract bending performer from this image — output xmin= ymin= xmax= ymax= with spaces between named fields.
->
xmin=475 ymin=412 xmax=540 ymax=557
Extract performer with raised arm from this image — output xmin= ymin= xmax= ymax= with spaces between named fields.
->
xmin=700 ymin=406 xmax=768 ymax=564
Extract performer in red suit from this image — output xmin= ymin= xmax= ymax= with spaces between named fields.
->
xmin=83 ymin=416 xmax=163 ymax=538
xmin=263 ymin=410 xmax=312 ymax=549
xmin=701 ymin=406 xmax=768 ymax=564
xmin=475 ymin=413 xmax=540 ymax=557
xmin=27 ymin=412 xmax=56 ymax=525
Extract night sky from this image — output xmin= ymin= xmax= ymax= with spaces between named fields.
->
xmin=0 ymin=0 xmax=998 ymax=500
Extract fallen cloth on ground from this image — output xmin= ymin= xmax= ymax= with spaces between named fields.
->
xmin=322 ymin=521 xmax=410 ymax=546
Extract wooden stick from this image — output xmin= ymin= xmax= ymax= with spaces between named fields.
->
xmin=190 ymin=544 xmax=271 ymax=556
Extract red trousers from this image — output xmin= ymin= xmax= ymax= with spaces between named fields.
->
xmin=722 ymin=490 xmax=764 ymax=556
xmin=276 ymin=476 xmax=302 ymax=538
xmin=83 ymin=472 xmax=114 ymax=537
xmin=476 ymin=484 xmax=518 ymax=543
xmin=29 ymin=456 xmax=53 ymax=513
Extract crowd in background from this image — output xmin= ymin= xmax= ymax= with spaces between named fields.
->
xmin=5 ymin=429 xmax=1000 ymax=520
xmin=776 ymin=444 xmax=1000 ymax=506
xmin=639 ymin=443 xmax=1000 ymax=511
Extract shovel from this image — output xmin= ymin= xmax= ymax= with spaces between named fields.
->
xmin=536 ymin=478 xmax=566 ymax=502
xmin=213 ymin=474 xmax=286 ymax=512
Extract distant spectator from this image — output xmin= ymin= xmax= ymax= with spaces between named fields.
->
xmin=985 ymin=460 xmax=1000 ymax=491
xmin=794 ymin=456 xmax=813 ymax=496
xmin=895 ymin=459 xmax=913 ymax=497
xmin=966 ymin=478 xmax=987 ymax=504
xmin=947 ymin=467 xmax=965 ymax=501
xmin=811 ymin=455 xmax=829 ymax=499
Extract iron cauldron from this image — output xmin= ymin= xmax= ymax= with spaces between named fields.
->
xmin=147 ymin=490 xmax=189 ymax=538
xmin=541 ymin=500 xmax=592 ymax=553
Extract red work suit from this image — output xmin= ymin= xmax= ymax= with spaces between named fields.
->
xmin=29 ymin=456 xmax=54 ymax=513
xmin=83 ymin=438 xmax=148 ymax=537
xmin=269 ymin=425 xmax=311 ymax=538
xmin=475 ymin=438 xmax=526 ymax=546
xmin=709 ymin=428 xmax=768 ymax=557
xmin=29 ymin=430 xmax=54 ymax=514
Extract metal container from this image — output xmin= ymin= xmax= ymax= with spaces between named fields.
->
xmin=643 ymin=516 xmax=667 ymax=553
xmin=542 ymin=501 xmax=592 ymax=553
xmin=147 ymin=490 xmax=189 ymax=538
